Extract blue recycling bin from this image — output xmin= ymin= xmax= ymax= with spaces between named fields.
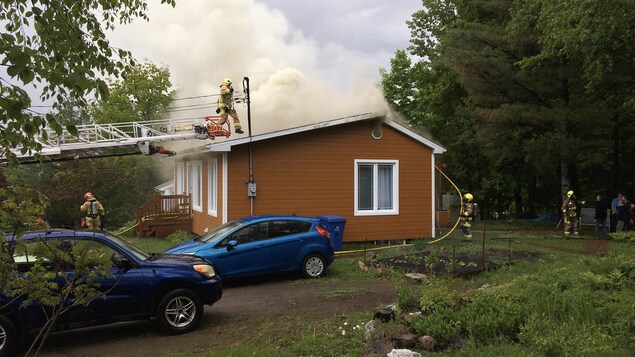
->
xmin=318 ymin=215 xmax=347 ymax=251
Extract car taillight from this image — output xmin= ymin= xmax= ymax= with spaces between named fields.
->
xmin=316 ymin=225 xmax=330 ymax=239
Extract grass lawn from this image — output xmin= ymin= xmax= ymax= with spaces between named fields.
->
xmin=120 ymin=222 xmax=635 ymax=356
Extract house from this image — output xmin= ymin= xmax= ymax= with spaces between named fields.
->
xmin=171 ymin=112 xmax=445 ymax=243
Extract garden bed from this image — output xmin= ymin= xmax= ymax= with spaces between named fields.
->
xmin=374 ymin=248 xmax=542 ymax=276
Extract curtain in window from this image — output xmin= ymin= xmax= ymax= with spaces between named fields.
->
xmin=378 ymin=164 xmax=393 ymax=210
xmin=358 ymin=165 xmax=373 ymax=210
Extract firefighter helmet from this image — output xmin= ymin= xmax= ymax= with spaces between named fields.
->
xmin=567 ymin=190 xmax=574 ymax=198
xmin=84 ymin=192 xmax=94 ymax=199
xmin=465 ymin=193 xmax=473 ymax=201
xmin=223 ymin=77 xmax=232 ymax=85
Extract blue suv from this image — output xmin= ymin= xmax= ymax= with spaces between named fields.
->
xmin=165 ymin=215 xmax=336 ymax=279
xmin=0 ymin=230 xmax=223 ymax=356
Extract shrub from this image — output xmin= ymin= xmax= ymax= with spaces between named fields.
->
xmin=166 ymin=230 xmax=193 ymax=246
xmin=418 ymin=285 xmax=461 ymax=314
xmin=411 ymin=307 xmax=462 ymax=342
xmin=609 ymin=231 xmax=635 ymax=241
xmin=462 ymin=293 xmax=527 ymax=343
xmin=396 ymin=285 xmax=419 ymax=312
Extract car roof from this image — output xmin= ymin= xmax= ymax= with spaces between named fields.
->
xmin=2 ymin=229 xmax=108 ymax=243
xmin=237 ymin=215 xmax=318 ymax=224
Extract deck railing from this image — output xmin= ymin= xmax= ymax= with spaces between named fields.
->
xmin=136 ymin=193 xmax=192 ymax=236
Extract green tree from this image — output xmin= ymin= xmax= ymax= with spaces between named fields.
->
xmin=90 ymin=62 xmax=175 ymax=124
xmin=383 ymin=0 xmax=635 ymax=216
xmin=0 ymin=0 xmax=176 ymax=164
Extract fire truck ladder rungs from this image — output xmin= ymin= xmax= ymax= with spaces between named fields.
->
xmin=5 ymin=117 xmax=216 ymax=163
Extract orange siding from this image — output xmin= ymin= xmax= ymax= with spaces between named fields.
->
xmin=225 ymin=121 xmax=434 ymax=242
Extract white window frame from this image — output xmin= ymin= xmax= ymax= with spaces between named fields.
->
xmin=207 ymin=159 xmax=218 ymax=217
xmin=187 ymin=160 xmax=203 ymax=212
xmin=176 ymin=162 xmax=185 ymax=194
xmin=354 ymin=159 xmax=399 ymax=216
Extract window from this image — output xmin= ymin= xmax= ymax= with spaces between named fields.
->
xmin=187 ymin=161 xmax=202 ymax=212
xmin=207 ymin=159 xmax=218 ymax=216
xmin=270 ymin=220 xmax=312 ymax=238
xmin=354 ymin=160 xmax=399 ymax=215
xmin=176 ymin=162 xmax=185 ymax=194
xmin=226 ymin=222 xmax=269 ymax=245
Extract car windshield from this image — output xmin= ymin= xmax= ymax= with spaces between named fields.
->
xmin=196 ymin=220 xmax=244 ymax=243
xmin=103 ymin=232 xmax=150 ymax=260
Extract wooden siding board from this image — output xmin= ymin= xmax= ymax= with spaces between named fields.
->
xmin=224 ymin=120 xmax=434 ymax=242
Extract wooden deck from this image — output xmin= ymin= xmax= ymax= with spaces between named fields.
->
xmin=136 ymin=193 xmax=193 ymax=238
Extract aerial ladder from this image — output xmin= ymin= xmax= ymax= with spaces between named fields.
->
xmin=2 ymin=77 xmax=253 ymax=165
xmin=1 ymin=115 xmax=232 ymax=164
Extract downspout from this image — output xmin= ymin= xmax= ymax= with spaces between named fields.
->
xmin=243 ymin=77 xmax=256 ymax=215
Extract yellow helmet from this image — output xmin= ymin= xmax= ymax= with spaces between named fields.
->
xmin=567 ymin=190 xmax=574 ymax=198
xmin=464 ymin=193 xmax=473 ymax=201
xmin=223 ymin=77 xmax=232 ymax=85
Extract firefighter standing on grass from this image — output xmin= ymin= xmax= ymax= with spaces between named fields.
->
xmin=216 ymin=77 xmax=244 ymax=134
xmin=561 ymin=190 xmax=581 ymax=238
xmin=80 ymin=192 xmax=105 ymax=230
xmin=460 ymin=193 xmax=475 ymax=242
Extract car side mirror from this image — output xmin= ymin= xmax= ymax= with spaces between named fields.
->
xmin=115 ymin=257 xmax=132 ymax=269
xmin=226 ymin=240 xmax=238 ymax=251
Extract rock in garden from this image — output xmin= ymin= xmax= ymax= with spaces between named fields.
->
xmin=375 ymin=267 xmax=390 ymax=277
xmin=418 ymin=335 xmax=436 ymax=351
xmin=364 ymin=320 xmax=385 ymax=341
xmin=402 ymin=311 xmax=421 ymax=326
xmin=387 ymin=349 xmax=422 ymax=357
xmin=364 ymin=252 xmax=376 ymax=261
xmin=358 ymin=261 xmax=369 ymax=272
xmin=392 ymin=333 xmax=418 ymax=349
xmin=362 ymin=339 xmax=394 ymax=357
xmin=404 ymin=273 xmax=428 ymax=282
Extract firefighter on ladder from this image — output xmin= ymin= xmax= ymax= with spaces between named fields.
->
xmin=460 ymin=193 xmax=475 ymax=242
xmin=215 ymin=77 xmax=244 ymax=134
xmin=561 ymin=190 xmax=582 ymax=238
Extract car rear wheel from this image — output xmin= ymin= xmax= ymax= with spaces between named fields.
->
xmin=301 ymin=254 xmax=326 ymax=278
xmin=0 ymin=315 xmax=17 ymax=357
xmin=156 ymin=289 xmax=203 ymax=335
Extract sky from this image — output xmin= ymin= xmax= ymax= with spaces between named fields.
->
xmin=107 ymin=0 xmax=421 ymax=134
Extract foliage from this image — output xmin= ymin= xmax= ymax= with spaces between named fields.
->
xmin=417 ymin=284 xmax=461 ymax=314
xmin=382 ymin=0 xmax=635 ymax=217
xmin=0 ymin=0 xmax=176 ymax=164
xmin=408 ymin=250 xmax=635 ymax=354
xmin=395 ymin=285 xmax=419 ymax=312
xmin=4 ymin=156 xmax=171 ymax=228
xmin=166 ymin=230 xmax=193 ymax=246
xmin=90 ymin=62 xmax=175 ymax=123
xmin=411 ymin=306 xmax=462 ymax=342
xmin=609 ymin=231 xmax=635 ymax=242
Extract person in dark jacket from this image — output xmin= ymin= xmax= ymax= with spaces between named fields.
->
xmin=594 ymin=195 xmax=609 ymax=239
xmin=615 ymin=196 xmax=631 ymax=232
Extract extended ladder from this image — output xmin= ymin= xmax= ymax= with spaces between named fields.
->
xmin=4 ymin=116 xmax=231 ymax=164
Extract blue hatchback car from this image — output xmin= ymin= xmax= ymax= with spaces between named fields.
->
xmin=0 ymin=229 xmax=222 ymax=356
xmin=165 ymin=216 xmax=336 ymax=279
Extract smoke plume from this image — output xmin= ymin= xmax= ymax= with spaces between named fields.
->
xmin=108 ymin=0 xmax=388 ymax=134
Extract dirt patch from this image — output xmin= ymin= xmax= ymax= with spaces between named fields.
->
xmin=36 ymin=273 xmax=397 ymax=356
xmin=374 ymin=249 xmax=542 ymax=276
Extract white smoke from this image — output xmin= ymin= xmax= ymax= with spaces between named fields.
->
xmin=108 ymin=0 xmax=388 ymax=134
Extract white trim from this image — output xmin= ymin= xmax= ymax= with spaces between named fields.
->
xmin=384 ymin=121 xmax=446 ymax=154
xmin=431 ymin=156 xmax=436 ymax=238
xmin=222 ymin=153 xmax=228 ymax=223
xmin=199 ymin=113 xmax=446 ymax=155
xmin=176 ymin=162 xmax=185 ymax=194
xmin=207 ymin=158 xmax=218 ymax=217
xmin=186 ymin=160 xmax=203 ymax=212
xmin=354 ymin=159 xmax=399 ymax=216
